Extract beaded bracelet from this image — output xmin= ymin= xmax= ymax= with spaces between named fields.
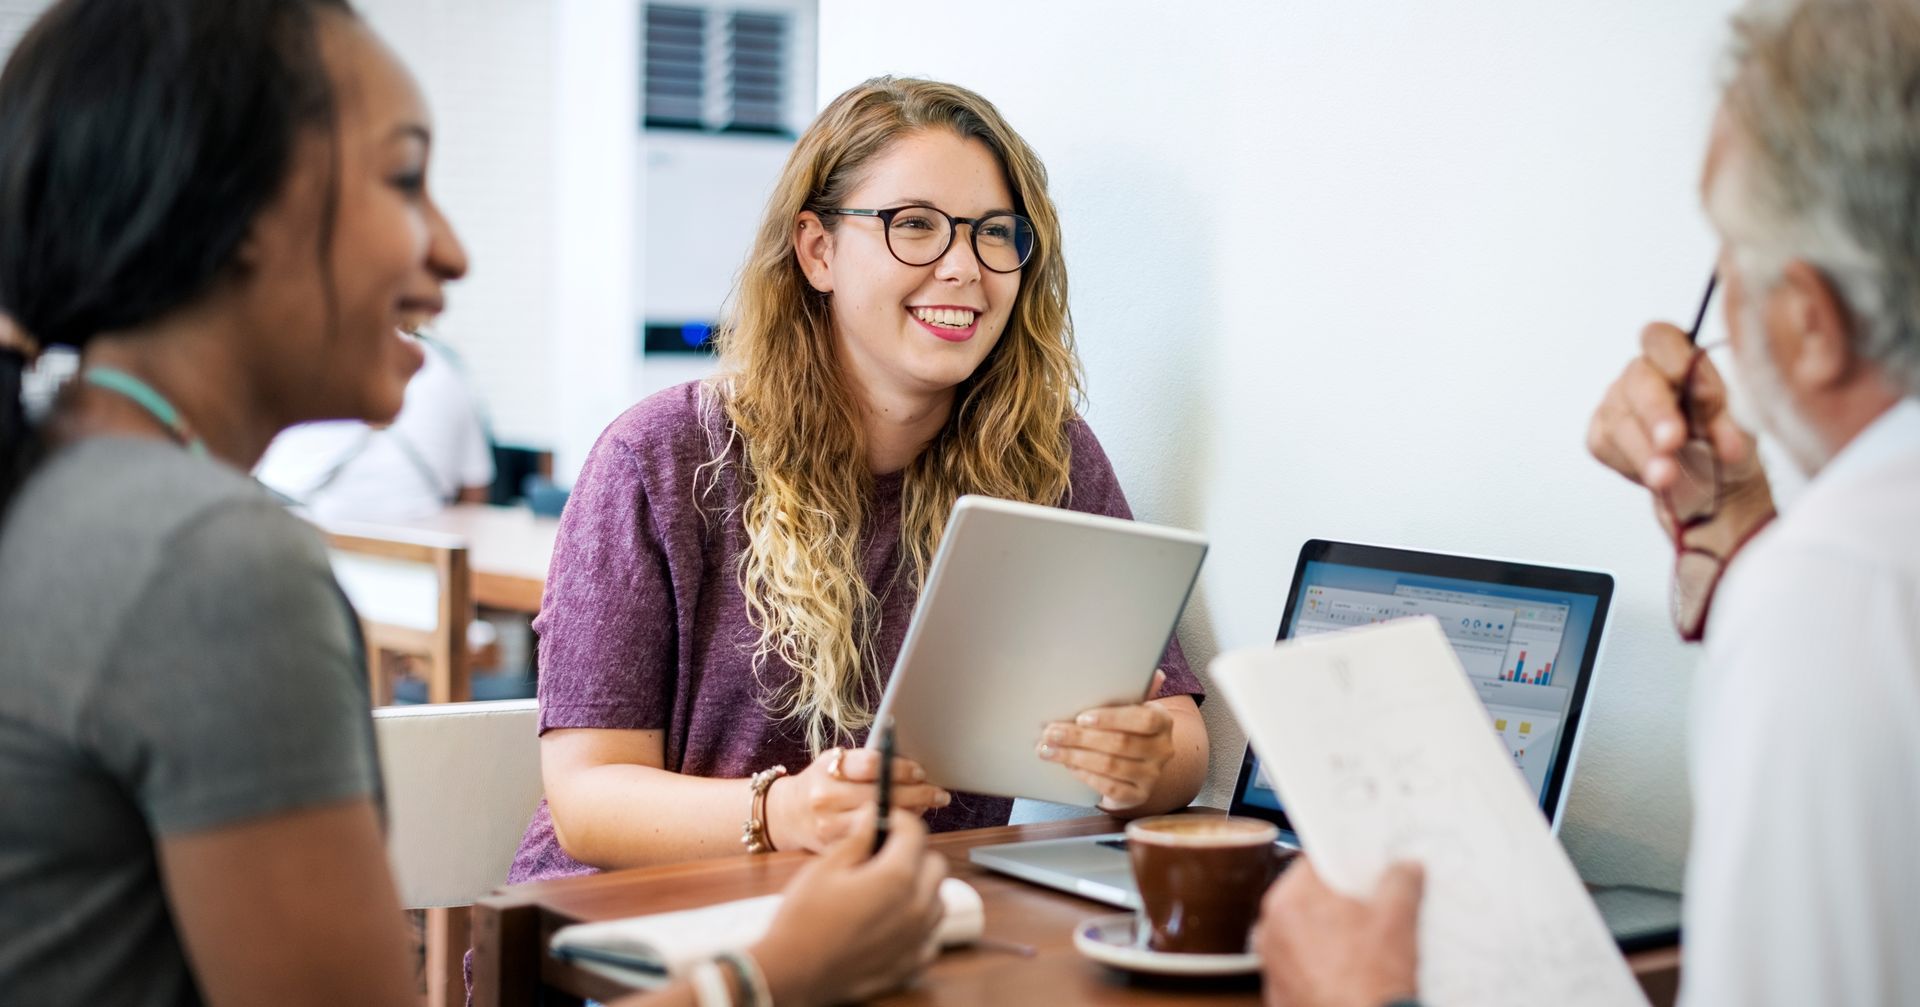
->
xmin=716 ymin=949 xmax=772 ymax=1007
xmin=741 ymin=764 xmax=787 ymax=853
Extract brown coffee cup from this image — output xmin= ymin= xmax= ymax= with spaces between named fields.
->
xmin=1125 ymin=814 xmax=1291 ymax=955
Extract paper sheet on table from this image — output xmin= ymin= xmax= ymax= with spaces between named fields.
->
xmin=548 ymin=876 xmax=984 ymax=990
xmin=1210 ymin=617 xmax=1647 ymax=1007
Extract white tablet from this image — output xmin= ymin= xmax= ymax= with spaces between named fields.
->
xmin=870 ymin=495 xmax=1207 ymax=806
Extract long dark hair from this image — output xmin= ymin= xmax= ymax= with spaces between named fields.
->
xmin=0 ymin=0 xmax=352 ymax=519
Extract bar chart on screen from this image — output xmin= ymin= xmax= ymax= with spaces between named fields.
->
xmin=1500 ymin=652 xmax=1554 ymax=685
xmin=1492 ymin=606 xmax=1568 ymax=686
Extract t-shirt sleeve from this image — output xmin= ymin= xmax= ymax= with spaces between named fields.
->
xmin=84 ymin=499 xmax=378 ymax=836
xmin=532 ymin=427 xmax=679 ymax=732
xmin=1061 ymin=420 xmax=1205 ymax=704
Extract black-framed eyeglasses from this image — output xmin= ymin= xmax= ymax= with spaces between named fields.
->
xmin=813 ymin=205 xmax=1036 ymax=273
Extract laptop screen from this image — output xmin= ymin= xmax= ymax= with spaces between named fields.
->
xmin=1232 ymin=540 xmax=1613 ymax=834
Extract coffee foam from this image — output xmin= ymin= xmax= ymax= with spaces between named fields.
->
xmin=1126 ymin=815 xmax=1279 ymax=848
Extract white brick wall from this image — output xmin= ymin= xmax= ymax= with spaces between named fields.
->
xmin=354 ymin=0 xmax=559 ymax=448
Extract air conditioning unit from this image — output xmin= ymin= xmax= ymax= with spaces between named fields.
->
xmin=637 ymin=2 xmax=816 ymax=400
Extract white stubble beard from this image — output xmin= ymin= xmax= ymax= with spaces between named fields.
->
xmin=1728 ymin=298 xmax=1834 ymax=478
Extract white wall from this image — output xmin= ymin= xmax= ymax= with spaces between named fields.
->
xmin=551 ymin=0 xmax=643 ymax=483
xmin=354 ymin=0 xmax=561 ymax=449
xmin=822 ymin=0 xmax=1745 ymax=891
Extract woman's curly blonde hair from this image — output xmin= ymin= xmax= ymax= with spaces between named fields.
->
xmin=704 ymin=76 xmax=1082 ymax=755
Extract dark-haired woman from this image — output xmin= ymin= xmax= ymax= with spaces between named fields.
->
xmin=0 ymin=2 xmax=943 ymax=1005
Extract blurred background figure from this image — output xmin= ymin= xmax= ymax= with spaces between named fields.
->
xmin=255 ymin=332 xmax=494 ymax=523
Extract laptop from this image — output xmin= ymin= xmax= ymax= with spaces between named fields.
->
xmin=969 ymin=538 xmax=1616 ymax=911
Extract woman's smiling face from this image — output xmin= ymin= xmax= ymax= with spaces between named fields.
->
xmin=794 ymin=129 xmax=1023 ymax=404
xmin=240 ymin=11 xmax=467 ymax=427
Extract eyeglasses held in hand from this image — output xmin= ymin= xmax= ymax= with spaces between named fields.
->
xmin=1665 ymin=272 xmax=1726 ymax=641
xmin=813 ymin=204 xmax=1036 ymax=274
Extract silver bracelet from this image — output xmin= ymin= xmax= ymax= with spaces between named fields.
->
xmin=689 ymin=958 xmax=735 ymax=1007
xmin=717 ymin=948 xmax=771 ymax=1007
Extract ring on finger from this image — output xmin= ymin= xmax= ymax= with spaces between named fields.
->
xmin=825 ymin=747 xmax=845 ymax=780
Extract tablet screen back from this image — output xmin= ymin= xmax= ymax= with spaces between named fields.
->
xmin=873 ymin=495 xmax=1207 ymax=806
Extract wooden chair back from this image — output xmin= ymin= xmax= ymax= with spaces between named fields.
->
xmin=324 ymin=525 xmax=473 ymax=705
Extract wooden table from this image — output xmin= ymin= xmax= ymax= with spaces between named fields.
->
xmin=386 ymin=503 xmax=559 ymax=614
xmin=472 ymin=816 xmax=1682 ymax=1006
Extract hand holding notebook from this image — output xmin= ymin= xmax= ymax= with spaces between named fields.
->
xmin=551 ymin=878 xmax=983 ymax=983
xmin=1211 ymin=618 xmax=1648 ymax=1007
xmin=551 ymin=810 xmax=974 ymax=1001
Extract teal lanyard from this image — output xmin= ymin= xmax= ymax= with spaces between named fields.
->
xmin=82 ymin=367 xmax=209 ymax=458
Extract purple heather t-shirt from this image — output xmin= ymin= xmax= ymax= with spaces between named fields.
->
xmin=509 ymin=381 xmax=1203 ymax=883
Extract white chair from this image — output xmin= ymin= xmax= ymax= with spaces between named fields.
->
xmin=374 ymin=699 xmax=542 ymax=1007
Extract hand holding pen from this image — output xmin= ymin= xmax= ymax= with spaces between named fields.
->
xmin=1586 ymin=271 xmax=1761 ymax=494
xmin=767 ymin=732 xmax=949 ymax=853
xmin=873 ymin=718 xmax=895 ymax=856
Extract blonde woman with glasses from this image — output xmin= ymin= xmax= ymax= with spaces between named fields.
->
xmin=513 ymin=77 xmax=1209 ymax=881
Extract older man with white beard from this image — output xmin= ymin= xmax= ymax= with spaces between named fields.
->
xmin=1251 ymin=2 xmax=1920 ymax=1006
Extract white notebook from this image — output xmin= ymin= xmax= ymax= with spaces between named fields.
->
xmin=549 ymin=877 xmax=985 ymax=989
xmin=1210 ymin=617 xmax=1647 ymax=1007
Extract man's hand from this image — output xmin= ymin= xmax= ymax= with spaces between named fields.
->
xmin=1587 ymin=322 xmax=1774 ymax=549
xmin=1588 ymin=323 xmax=1757 ymax=488
xmin=1257 ymin=858 xmax=1423 ymax=1007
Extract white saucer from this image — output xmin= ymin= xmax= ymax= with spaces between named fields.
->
xmin=1071 ymin=913 xmax=1261 ymax=976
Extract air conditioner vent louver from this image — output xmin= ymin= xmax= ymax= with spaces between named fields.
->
xmin=643 ymin=3 xmax=792 ymax=136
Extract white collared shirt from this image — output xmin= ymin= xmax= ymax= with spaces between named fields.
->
xmin=1680 ymin=398 xmax=1920 ymax=1006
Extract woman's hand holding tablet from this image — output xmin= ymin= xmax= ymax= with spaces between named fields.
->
xmin=1038 ymin=670 xmax=1180 ymax=811
xmin=872 ymin=496 xmax=1210 ymax=810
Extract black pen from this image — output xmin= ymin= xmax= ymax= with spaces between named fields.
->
xmin=872 ymin=718 xmax=894 ymax=856
xmin=1686 ymin=271 xmax=1719 ymax=346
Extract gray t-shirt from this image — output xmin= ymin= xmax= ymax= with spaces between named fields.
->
xmin=0 ymin=437 xmax=380 ymax=1006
